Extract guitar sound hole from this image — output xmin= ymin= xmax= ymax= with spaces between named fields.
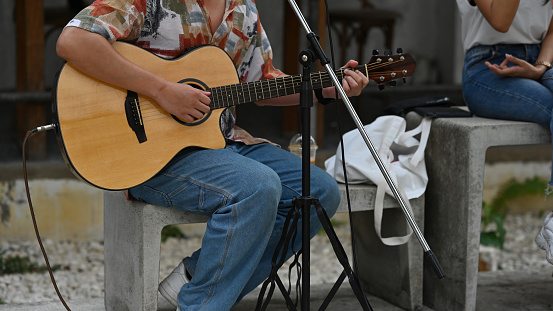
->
xmin=172 ymin=78 xmax=211 ymax=126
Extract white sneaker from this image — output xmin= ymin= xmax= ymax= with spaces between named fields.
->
xmin=535 ymin=211 xmax=553 ymax=264
xmin=159 ymin=261 xmax=190 ymax=308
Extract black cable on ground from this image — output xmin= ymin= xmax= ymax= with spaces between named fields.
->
xmin=22 ymin=126 xmax=72 ymax=311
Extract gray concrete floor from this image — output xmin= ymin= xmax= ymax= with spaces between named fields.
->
xmin=0 ymin=269 xmax=551 ymax=311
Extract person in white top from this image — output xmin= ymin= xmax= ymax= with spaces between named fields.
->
xmin=457 ymin=0 xmax=553 ymax=265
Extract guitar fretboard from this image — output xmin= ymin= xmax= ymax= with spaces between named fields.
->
xmin=206 ymin=53 xmax=415 ymax=109
xmin=208 ymin=67 xmax=353 ymax=109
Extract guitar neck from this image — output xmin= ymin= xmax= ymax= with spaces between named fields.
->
xmin=208 ymin=67 xmax=352 ymax=109
xmin=208 ymin=52 xmax=415 ymax=110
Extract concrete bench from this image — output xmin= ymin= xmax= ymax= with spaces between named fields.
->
xmin=104 ymin=183 xmax=425 ymax=311
xmin=405 ymin=112 xmax=551 ymax=311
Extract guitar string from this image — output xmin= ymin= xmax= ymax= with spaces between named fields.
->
xmin=209 ymin=59 xmax=411 ymax=108
xmin=205 ymin=63 xmax=408 ymax=109
xmin=139 ymin=75 xmax=406 ymax=120
xmin=137 ymin=58 xmax=411 ymax=120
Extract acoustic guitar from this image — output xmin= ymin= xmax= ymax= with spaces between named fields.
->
xmin=53 ymin=42 xmax=416 ymax=190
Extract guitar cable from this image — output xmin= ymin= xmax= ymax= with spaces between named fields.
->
xmin=22 ymin=124 xmax=72 ymax=311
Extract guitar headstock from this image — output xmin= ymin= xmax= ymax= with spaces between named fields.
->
xmin=363 ymin=48 xmax=416 ymax=89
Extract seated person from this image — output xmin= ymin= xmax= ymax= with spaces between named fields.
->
xmin=56 ymin=0 xmax=369 ymax=310
xmin=457 ymin=0 xmax=553 ymax=265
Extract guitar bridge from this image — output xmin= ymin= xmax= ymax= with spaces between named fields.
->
xmin=125 ymin=91 xmax=147 ymax=143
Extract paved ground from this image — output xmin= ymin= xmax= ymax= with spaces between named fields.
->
xmin=0 ymin=269 xmax=551 ymax=311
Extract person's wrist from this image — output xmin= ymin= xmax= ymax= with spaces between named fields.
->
xmin=315 ymin=88 xmax=335 ymax=105
xmin=535 ymin=60 xmax=552 ymax=70
xmin=532 ymin=60 xmax=551 ymax=80
xmin=148 ymin=76 xmax=170 ymax=101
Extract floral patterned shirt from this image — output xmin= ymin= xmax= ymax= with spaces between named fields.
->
xmin=67 ymin=0 xmax=283 ymax=144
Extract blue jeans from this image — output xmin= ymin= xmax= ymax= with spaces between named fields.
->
xmin=128 ymin=140 xmax=341 ymax=310
xmin=462 ymin=44 xmax=553 ymax=185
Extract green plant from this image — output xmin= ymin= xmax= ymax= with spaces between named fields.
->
xmin=161 ymin=225 xmax=186 ymax=242
xmin=481 ymin=177 xmax=548 ymax=249
xmin=0 ymin=250 xmax=60 ymax=275
xmin=480 ymin=201 xmax=506 ymax=249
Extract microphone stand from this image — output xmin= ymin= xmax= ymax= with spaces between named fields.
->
xmin=256 ymin=1 xmax=445 ymax=310
xmin=290 ymin=2 xmax=375 ymax=308
xmin=256 ymin=46 xmax=374 ymax=311
xmin=285 ymin=0 xmax=445 ymax=282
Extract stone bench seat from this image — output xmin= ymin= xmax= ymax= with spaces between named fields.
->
xmin=405 ymin=111 xmax=551 ymax=311
xmin=104 ymin=183 xmax=425 ymax=311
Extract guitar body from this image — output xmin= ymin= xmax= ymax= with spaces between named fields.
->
xmin=53 ymin=42 xmax=239 ymax=190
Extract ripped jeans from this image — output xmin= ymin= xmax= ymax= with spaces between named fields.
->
xmin=462 ymin=44 xmax=553 ymax=189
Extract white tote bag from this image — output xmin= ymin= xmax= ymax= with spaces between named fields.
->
xmin=325 ymin=115 xmax=431 ymax=246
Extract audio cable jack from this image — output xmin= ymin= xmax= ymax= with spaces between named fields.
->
xmin=31 ymin=124 xmax=56 ymax=133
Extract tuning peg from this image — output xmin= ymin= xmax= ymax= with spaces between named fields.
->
xmin=396 ymin=48 xmax=403 ymax=54
xmin=372 ymin=49 xmax=379 ymax=56
xmin=388 ymin=81 xmax=397 ymax=87
xmin=378 ymin=84 xmax=385 ymax=91
xmin=402 ymin=77 xmax=407 ymax=84
xmin=384 ymin=49 xmax=392 ymax=56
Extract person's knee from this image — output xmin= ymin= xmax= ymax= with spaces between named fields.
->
xmin=256 ymin=172 xmax=282 ymax=208
xmin=237 ymin=167 xmax=282 ymax=212
xmin=311 ymin=171 xmax=341 ymax=217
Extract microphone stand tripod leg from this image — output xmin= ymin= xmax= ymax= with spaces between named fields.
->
xmin=313 ymin=199 xmax=373 ymax=311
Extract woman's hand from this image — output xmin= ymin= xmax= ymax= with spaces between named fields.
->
xmin=485 ymin=54 xmax=547 ymax=80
